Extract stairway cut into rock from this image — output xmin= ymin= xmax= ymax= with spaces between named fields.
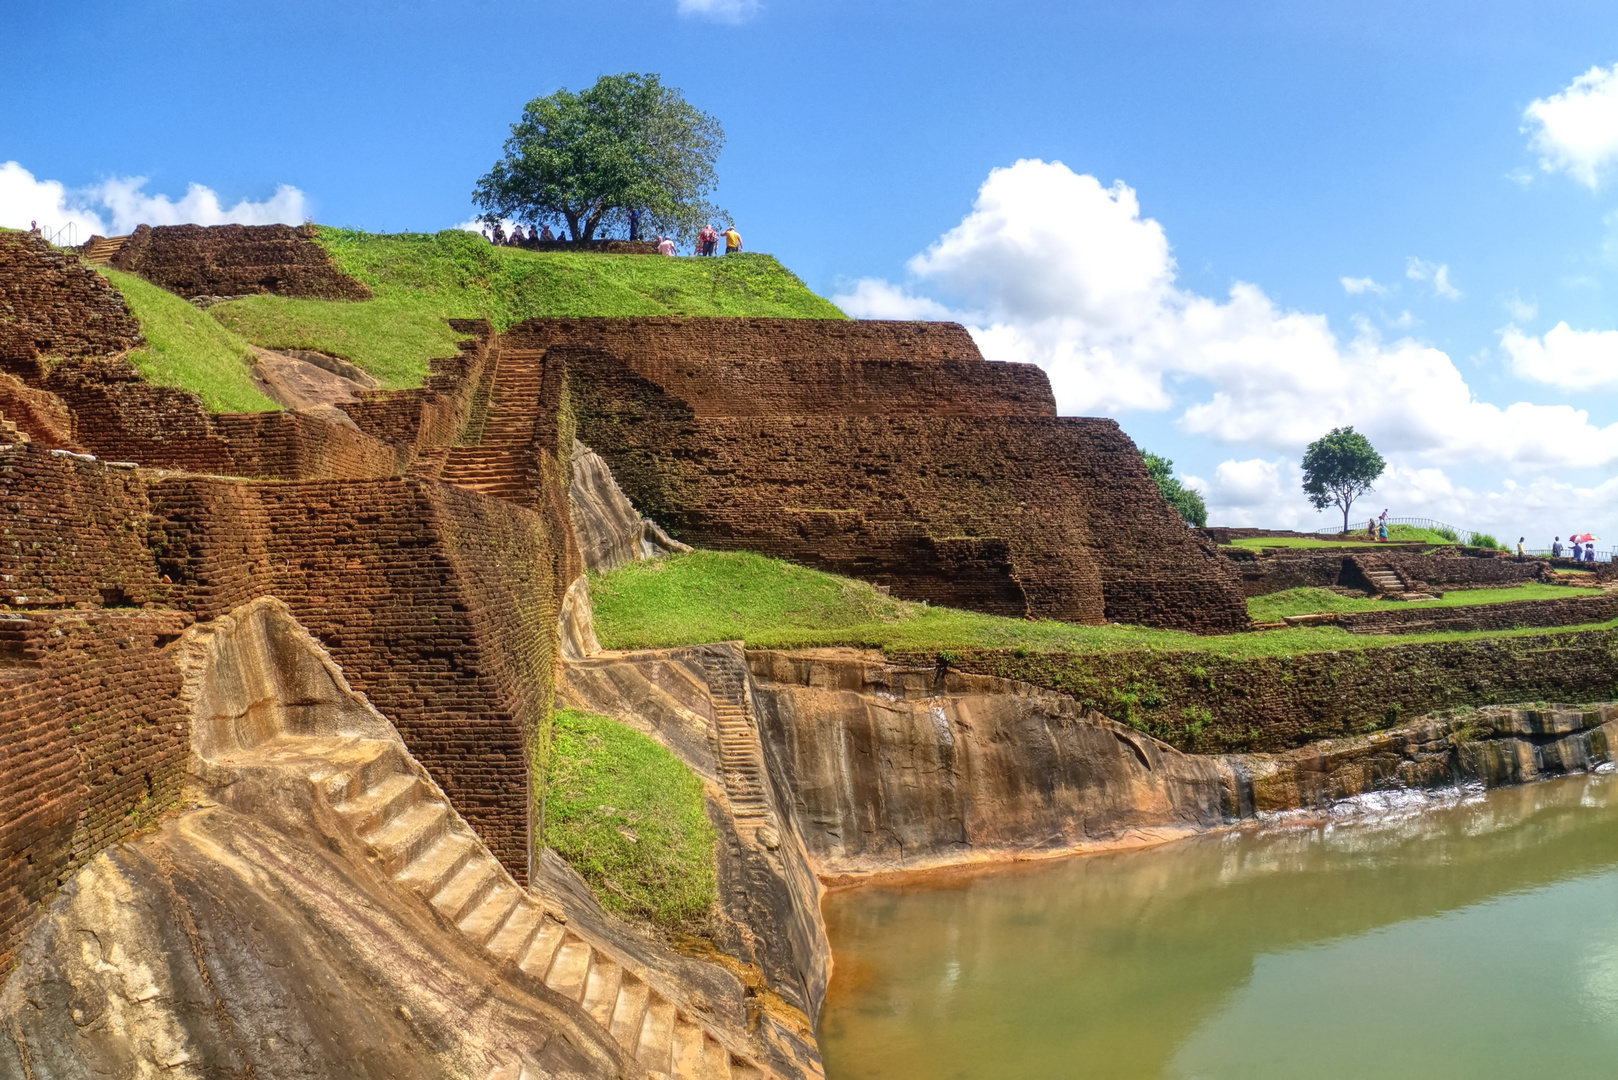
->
xmin=441 ymin=348 xmax=547 ymax=504
xmin=224 ymin=731 xmax=773 ymax=1080
xmin=81 ymin=235 xmax=129 ymax=266
xmin=699 ymin=651 xmax=779 ymax=844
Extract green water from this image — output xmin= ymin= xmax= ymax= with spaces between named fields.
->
xmin=818 ymin=773 xmax=1618 ymax=1079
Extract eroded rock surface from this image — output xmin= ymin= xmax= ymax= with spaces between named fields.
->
xmin=746 ymin=650 xmax=1232 ymax=879
xmin=569 ymin=441 xmax=690 ymax=574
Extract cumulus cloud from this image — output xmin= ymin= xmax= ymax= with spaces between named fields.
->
xmin=1501 ymin=321 xmax=1618 ymax=390
xmin=833 ymin=158 xmax=1618 ymax=473
xmin=1191 ymin=455 xmax=1618 ymax=541
xmin=832 ymin=278 xmax=959 ymax=321
xmin=1340 ymin=276 xmax=1385 ymax=295
xmin=0 ymin=160 xmax=307 ymax=240
xmin=0 ymin=161 xmax=108 ymax=238
xmin=1405 ymin=257 xmax=1460 ymax=300
xmin=676 ymin=0 xmax=760 ymax=22
xmin=1523 ymin=63 xmax=1618 ymax=187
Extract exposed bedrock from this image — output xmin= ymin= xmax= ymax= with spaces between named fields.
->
xmin=745 ymin=650 xmax=1232 ymax=878
xmin=3 ymin=599 xmax=800 ymax=1080
xmin=568 ymin=440 xmax=690 ymax=574
xmin=559 ymin=620 xmax=831 ymax=1033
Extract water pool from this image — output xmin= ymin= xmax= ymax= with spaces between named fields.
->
xmin=819 ymin=772 xmax=1618 ymax=1079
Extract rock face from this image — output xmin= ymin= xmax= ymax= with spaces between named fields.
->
xmin=746 ymin=650 xmax=1233 ymax=878
xmin=1230 ymin=703 xmax=1618 ymax=814
xmin=569 ymin=440 xmax=690 ymax=574
xmin=2 ymin=598 xmax=797 ymax=1079
xmin=560 ymin=632 xmax=832 ymax=1034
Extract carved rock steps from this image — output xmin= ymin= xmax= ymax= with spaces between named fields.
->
xmin=302 ymin=736 xmax=770 ymax=1080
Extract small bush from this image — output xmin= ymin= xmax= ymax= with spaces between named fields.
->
xmin=544 ymin=708 xmax=717 ymax=930
xmin=1471 ymin=532 xmax=1504 ymax=551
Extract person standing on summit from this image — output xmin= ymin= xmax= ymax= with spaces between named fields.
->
xmin=723 ymin=225 xmax=742 ymax=254
xmin=628 ymin=207 xmax=640 ymax=242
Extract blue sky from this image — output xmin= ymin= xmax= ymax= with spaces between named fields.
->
xmin=5 ymin=0 xmax=1618 ymax=543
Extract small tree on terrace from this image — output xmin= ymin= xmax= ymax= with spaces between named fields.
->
xmin=1142 ymin=451 xmax=1208 ymax=527
xmin=473 ymin=73 xmax=725 ymax=244
xmin=1301 ymin=426 xmax=1386 ymax=534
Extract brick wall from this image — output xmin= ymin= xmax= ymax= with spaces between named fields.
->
xmin=108 ymin=223 xmax=372 ymax=300
xmin=0 ymin=446 xmax=166 ymax=609
xmin=1230 ymin=547 xmax=1552 ymax=598
xmin=0 ymin=609 xmax=193 ymax=971
xmin=911 ymin=625 xmax=1618 ymax=755
xmin=1336 ymin=592 xmax=1618 ymax=635
xmin=146 ymin=475 xmax=567 ymax=879
xmin=540 ymin=321 xmax=1248 ymax=633
xmin=0 ymin=232 xmax=141 ymax=372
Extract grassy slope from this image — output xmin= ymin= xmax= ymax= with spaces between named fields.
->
xmin=1229 ymin=526 xmax=1505 ymax=550
xmin=544 ymin=708 xmax=717 ymax=930
xmin=589 ymin=550 xmax=1618 ymax=661
xmin=98 ymin=268 xmax=280 ymax=413
xmin=211 ymin=228 xmax=845 ymax=390
xmin=1247 ymin=583 xmax=1590 ymax=623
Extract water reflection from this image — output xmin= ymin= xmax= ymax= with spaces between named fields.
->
xmin=819 ymin=771 xmax=1618 ymax=1079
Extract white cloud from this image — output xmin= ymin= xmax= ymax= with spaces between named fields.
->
xmin=1340 ymin=276 xmax=1386 ymax=295
xmin=1405 ymin=257 xmax=1461 ymax=300
xmin=1504 ymin=294 xmax=1538 ymax=323
xmin=0 ymin=160 xmax=307 ymax=241
xmin=677 ymin=0 xmax=760 ymax=22
xmin=0 ymin=161 xmax=107 ymax=239
xmin=1501 ymin=321 xmax=1618 ymax=390
xmin=843 ymin=158 xmax=1618 ymax=474
xmin=833 ymin=278 xmax=959 ymax=321
xmin=1523 ymin=63 xmax=1618 ymax=188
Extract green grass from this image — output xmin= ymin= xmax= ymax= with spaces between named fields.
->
xmin=1247 ymin=583 xmax=1591 ymax=623
xmin=98 ymin=268 xmax=280 ymax=413
xmin=210 ymin=227 xmax=845 ymax=389
xmin=544 ymin=707 xmax=717 ymax=930
xmin=589 ymin=549 xmax=1618 ymax=662
xmin=1227 ymin=525 xmax=1459 ymax=550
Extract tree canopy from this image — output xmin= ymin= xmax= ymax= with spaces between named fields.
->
xmin=473 ymin=73 xmax=725 ymax=244
xmin=1301 ymin=426 xmax=1386 ymax=534
xmin=1142 ymin=451 xmax=1208 ymax=528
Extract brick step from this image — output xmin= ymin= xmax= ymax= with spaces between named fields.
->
xmin=304 ymin=733 xmax=775 ymax=1079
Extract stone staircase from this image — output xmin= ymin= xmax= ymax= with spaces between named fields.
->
xmin=81 ymin=235 xmax=128 ymax=266
xmin=441 ymin=348 xmax=545 ymax=504
xmin=225 ymin=732 xmax=774 ymax=1080
xmin=699 ymin=651 xmax=778 ymax=843
xmin=1356 ymin=558 xmax=1436 ymax=602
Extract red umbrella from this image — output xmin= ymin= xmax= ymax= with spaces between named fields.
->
xmin=1571 ymin=533 xmax=1599 ymax=543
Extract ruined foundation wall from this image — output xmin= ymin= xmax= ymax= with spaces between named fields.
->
xmin=915 ymin=626 xmax=1618 ymax=755
xmin=107 ymin=223 xmax=372 ymax=300
xmin=535 ymin=321 xmax=1247 ymax=632
xmin=0 ymin=232 xmax=142 ymax=373
xmin=146 ymin=476 xmax=564 ymax=879
xmin=0 ymin=609 xmax=192 ymax=971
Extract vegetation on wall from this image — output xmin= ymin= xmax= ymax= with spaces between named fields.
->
xmin=99 ymin=268 xmax=280 ymax=413
xmin=588 ymin=549 xmax=1618 ymax=660
xmin=544 ymin=707 xmax=717 ymax=930
xmin=1142 ymin=450 xmax=1207 ymax=527
xmin=211 ymin=228 xmax=843 ymax=389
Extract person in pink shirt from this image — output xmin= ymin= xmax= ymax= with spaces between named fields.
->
xmin=657 ymin=236 xmax=676 ymax=256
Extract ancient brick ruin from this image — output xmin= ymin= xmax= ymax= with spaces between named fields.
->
xmin=106 ymin=223 xmax=373 ymax=300
xmin=509 ymin=317 xmax=1250 ymax=633
xmin=0 ymin=232 xmax=142 ymax=375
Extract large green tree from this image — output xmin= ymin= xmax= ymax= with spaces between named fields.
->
xmin=1142 ymin=451 xmax=1208 ymax=528
xmin=473 ymin=73 xmax=725 ymax=244
xmin=1301 ymin=426 xmax=1386 ymax=534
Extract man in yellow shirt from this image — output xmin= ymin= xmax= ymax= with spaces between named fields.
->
xmin=723 ymin=226 xmax=742 ymax=254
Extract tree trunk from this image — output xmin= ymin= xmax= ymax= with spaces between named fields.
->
xmin=1342 ymin=502 xmax=1350 ymax=536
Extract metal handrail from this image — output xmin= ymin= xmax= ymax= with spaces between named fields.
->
xmin=38 ymin=222 xmax=77 ymax=248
